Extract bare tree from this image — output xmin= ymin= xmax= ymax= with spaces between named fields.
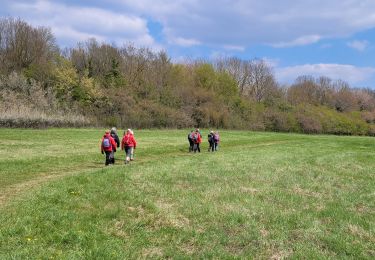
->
xmin=85 ymin=39 xmax=121 ymax=79
xmin=215 ymin=57 xmax=277 ymax=102
xmin=69 ymin=43 xmax=87 ymax=76
xmin=152 ymin=50 xmax=171 ymax=91
xmin=316 ymin=76 xmax=334 ymax=106
xmin=247 ymin=59 xmax=276 ymax=102
xmin=215 ymin=57 xmax=251 ymax=95
xmin=355 ymin=88 xmax=375 ymax=111
xmin=332 ymin=80 xmax=357 ymax=112
xmin=0 ymin=17 xmax=57 ymax=74
xmin=119 ymin=44 xmax=151 ymax=88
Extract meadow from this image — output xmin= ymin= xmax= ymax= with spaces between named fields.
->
xmin=0 ymin=128 xmax=374 ymax=259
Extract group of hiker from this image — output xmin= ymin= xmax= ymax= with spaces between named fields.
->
xmin=188 ymin=128 xmax=220 ymax=153
xmin=100 ymin=128 xmax=220 ymax=165
xmin=101 ymin=128 xmax=137 ymax=166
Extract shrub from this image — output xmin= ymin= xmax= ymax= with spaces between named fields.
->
xmin=361 ymin=111 xmax=375 ymax=124
xmin=263 ymin=110 xmax=291 ymax=132
xmin=296 ymin=113 xmax=322 ymax=134
xmin=367 ymin=125 xmax=375 ymax=136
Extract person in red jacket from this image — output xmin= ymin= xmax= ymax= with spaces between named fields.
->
xmin=192 ymin=129 xmax=202 ymax=153
xmin=101 ymin=130 xmax=117 ymax=166
xmin=121 ymin=129 xmax=137 ymax=164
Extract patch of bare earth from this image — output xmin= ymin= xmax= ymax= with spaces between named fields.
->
xmin=240 ymin=186 xmax=259 ymax=194
xmin=154 ymin=200 xmax=190 ymax=229
xmin=292 ymin=186 xmax=321 ymax=198
xmin=142 ymin=247 xmax=163 ymax=258
xmin=348 ymin=224 xmax=375 ymax=243
xmin=270 ymin=249 xmax=293 ymax=260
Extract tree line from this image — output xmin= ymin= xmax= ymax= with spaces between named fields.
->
xmin=1 ymin=17 xmax=375 ymax=134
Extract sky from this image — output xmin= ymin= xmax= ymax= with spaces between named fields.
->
xmin=1 ymin=0 xmax=375 ymax=88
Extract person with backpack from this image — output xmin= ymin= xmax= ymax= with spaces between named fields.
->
xmin=214 ymin=131 xmax=220 ymax=151
xmin=121 ymin=129 xmax=137 ymax=164
xmin=192 ymin=129 xmax=202 ymax=153
xmin=110 ymin=127 xmax=120 ymax=164
xmin=188 ymin=130 xmax=194 ymax=152
xmin=101 ymin=130 xmax=117 ymax=166
xmin=208 ymin=131 xmax=215 ymax=152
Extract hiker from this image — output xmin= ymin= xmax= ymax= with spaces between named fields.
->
xmin=188 ymin=130 xmax=194 ymax=152
xmin=121 ymin=129 xmax=137 ymax=164
xmin=101 ymin=130 xmax=117 ymax=166
xmin=110 ymin=127 xmax=120 ymax=164
xmin=192 ymin=129 xmax=202 ymax=153
xmin=214 ymin=131 xmax=220 ymax=151
xmin=208 ymin=131 xmax=215 ymax=152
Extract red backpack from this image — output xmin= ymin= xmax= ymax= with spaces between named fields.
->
xmin=123 ymin=134 xmax=131 ymax=145
xmin=192 ymin=132 xmax=199 ymax=143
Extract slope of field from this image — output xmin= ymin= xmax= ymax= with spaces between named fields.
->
xmin=0 ymin=129 xmax=374 ymax=258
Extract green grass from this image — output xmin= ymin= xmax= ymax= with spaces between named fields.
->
xmin=0 ymin=129 xmax=374 ymax=259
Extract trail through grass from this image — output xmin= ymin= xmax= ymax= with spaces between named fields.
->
xmin=0 ymin=129 xmax=374 ymax=258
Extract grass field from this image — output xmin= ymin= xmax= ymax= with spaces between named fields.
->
xmin=0 ymin=128 xmax=374 ymax=259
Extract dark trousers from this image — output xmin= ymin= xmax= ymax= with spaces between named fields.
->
xmin=193 ymin=143 xmax=200 ymax=153
xmin=209 ymin=141 xmax=214 ymax=152
xmin=189 ymin=140 xmax=194 ymax=152
xmin=105 ymin=151 xmax=111 ymax=165
xmin=214 ymin=143 xmax=218 ymax=151
xmin=110 ymin=151 xmax=116 ymax=164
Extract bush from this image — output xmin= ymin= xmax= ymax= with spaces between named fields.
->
xmin=263 ymin=109 xmax=294 ymax=132
xmin=361 ymin=111 xmax=375 ymax=124
xmin=367 ymin=125 xmax=375 ymax=136
xmin=296 ymin=114 xmax=322 ymax=134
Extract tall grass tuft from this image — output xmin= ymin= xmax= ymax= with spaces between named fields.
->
xmin=0 ymin=107 xmax=91 ymax=128
xmin=0 ymin=72 xmax=91 ymax=128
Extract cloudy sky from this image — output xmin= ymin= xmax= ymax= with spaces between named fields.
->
xmin=1 ymin=0 xmax=375 ymax=87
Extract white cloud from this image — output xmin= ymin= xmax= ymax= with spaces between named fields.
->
xmin=275 ymin=64 xmax=375 ymax=85
xmin=9 ymin=0 xmax=156 ymax=47
xmin=169 ymin=37 xmax=201 ymax=47
xmin=117 ymin=0 xmax=375 ymax=48
xmin=3 ymin=0 xmax=375 ymax=53
xmin=222 ymin=45 xmax=245 ymax=51
xmin=271 ymin=35 xmax=321 ymax=48
xmin=262 ymin=57 xmax=280 ymax=68
xmin=52 ymin=26 xmax=106 ymax=43
xmin=347 ymin=40 xmax=369 ymax=51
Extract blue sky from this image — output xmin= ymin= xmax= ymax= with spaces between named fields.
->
xmin=1 ymin=0 xmax=375 ymax=87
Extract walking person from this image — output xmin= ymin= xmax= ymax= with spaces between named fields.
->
xmin=188 ymin=130 xmax=194 ymax=152
xmin=101 ymin=130 xmax=117 ymax=166
xmin=214 ymin=131 xmax=220 ymax=151
xmin=121 ymin=129 xmax=137 ymax=164
xmin=192 ymin=129 xmax=202 ymax=153
xmin=208 ymin=131 xmax=215 ymax=152
xmin=110 ymin=127 xmax=120 ymax=164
